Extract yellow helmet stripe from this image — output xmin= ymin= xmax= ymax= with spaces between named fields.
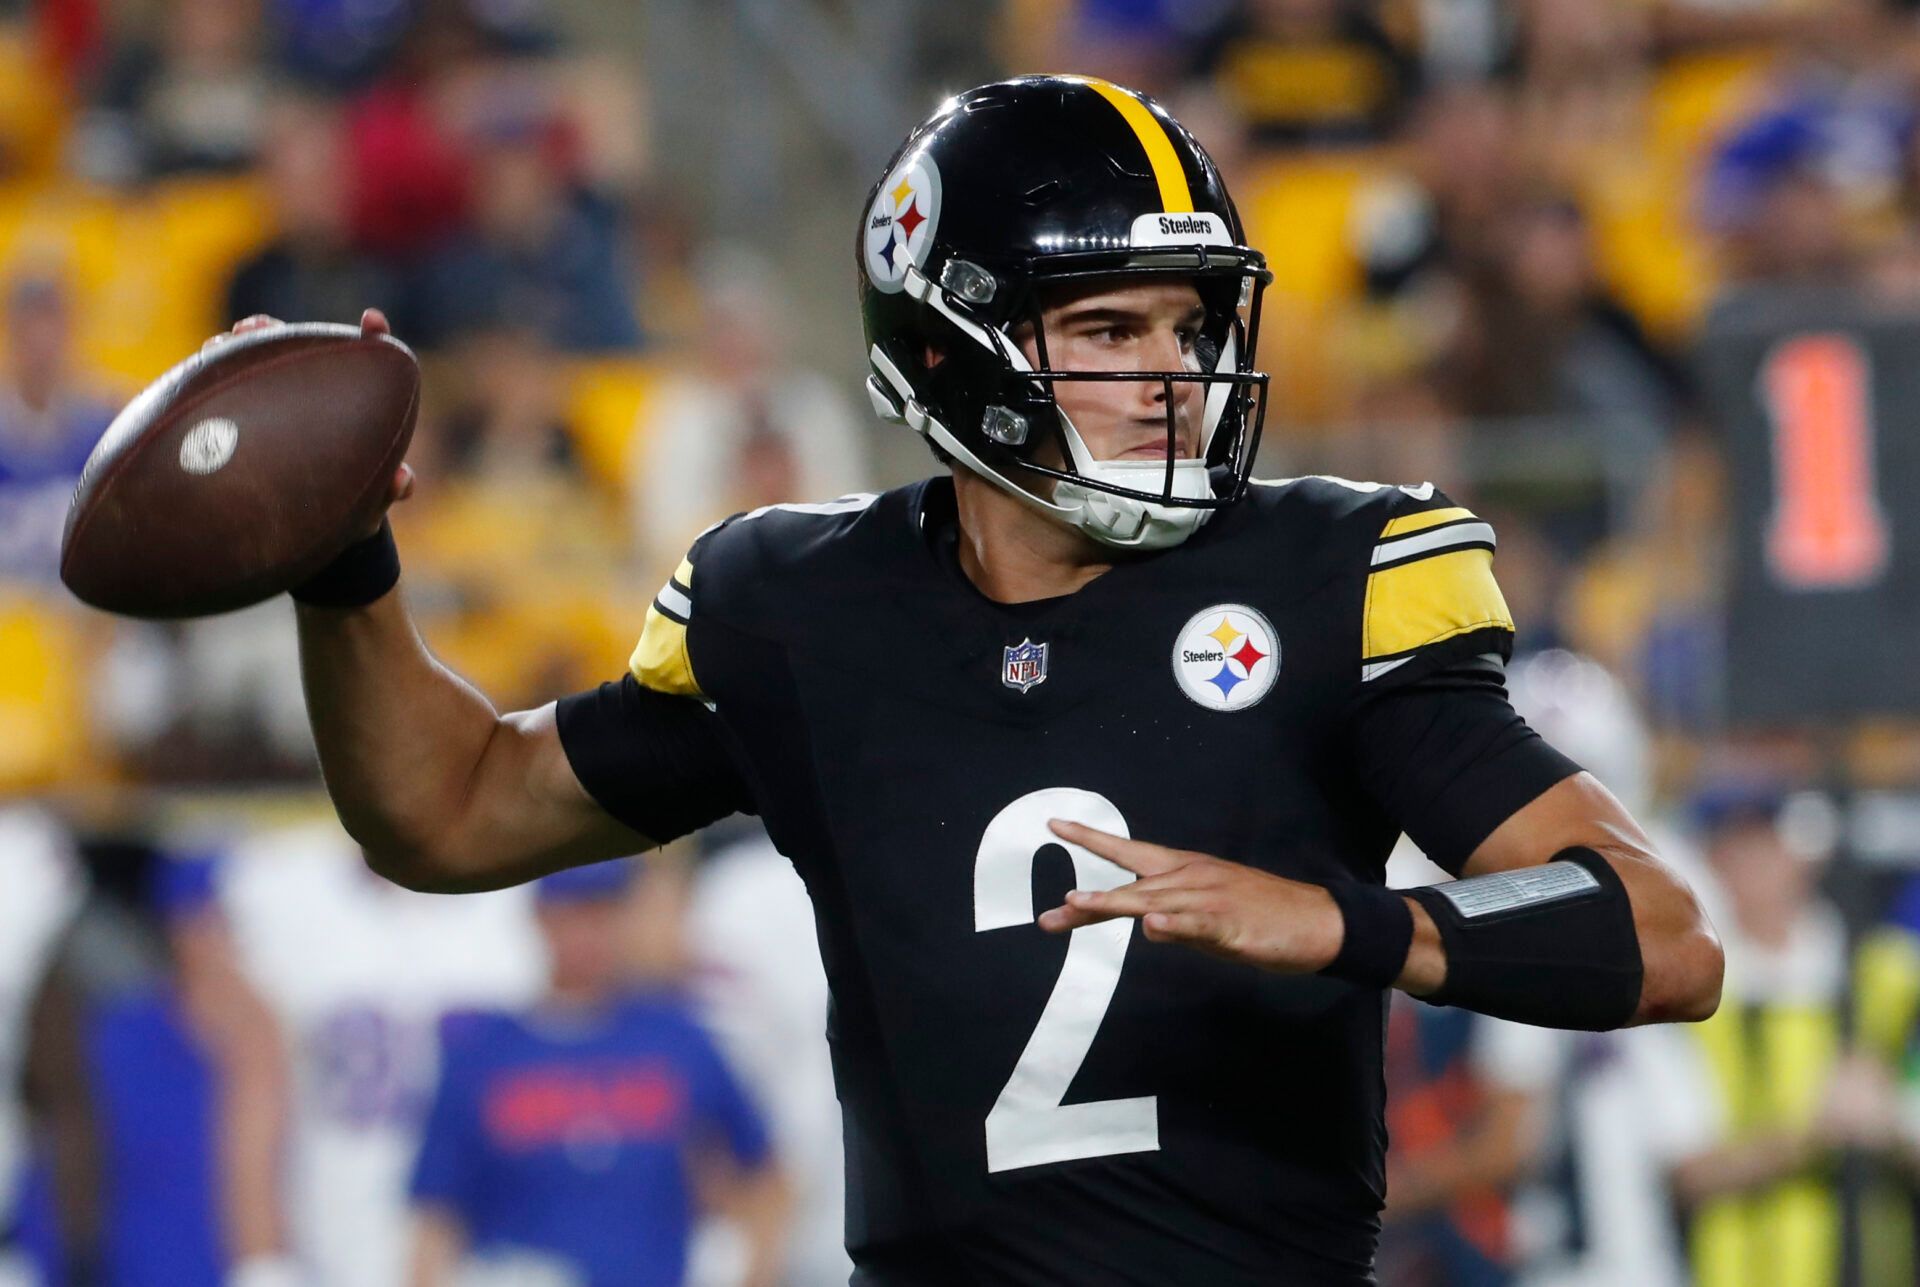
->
xmin=1073 ymin=77 xmax=1194 ymax=213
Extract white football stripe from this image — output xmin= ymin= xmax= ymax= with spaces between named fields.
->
xmin=1371 ymin=520 xmax=1496 ymax=567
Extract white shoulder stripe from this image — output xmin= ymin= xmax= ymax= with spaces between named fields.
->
xmin=654 ymin=580 xmax=692 ymax=620
xmin=740 ymin=493 xmax=881 ymax=522
xmin=1371 ymin=521 xmax=1496 ymax=566
xmin=1250 ymin=475 xmax=1437 ymax=500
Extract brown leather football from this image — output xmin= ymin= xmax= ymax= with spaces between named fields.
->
xmin=60 ymin=322 xmax=419 ymax=618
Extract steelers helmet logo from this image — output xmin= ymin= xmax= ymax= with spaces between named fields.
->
xmin=864 ymin=153 xmax=942 ymax=294
xmin=1172 ymin=604 xmax=1279 ymax=711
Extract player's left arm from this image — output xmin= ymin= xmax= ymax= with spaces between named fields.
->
xmin=1040 ymin=492 xmax=1724 ymax=1030
xmin=1042 ymin=767 xmax=1721 ymax=1029
xmin=1398 ymin=768 xmax=1724 ymax=1023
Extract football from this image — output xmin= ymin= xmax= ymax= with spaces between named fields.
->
xmin=60 ymin=322 xmax=419 ymax=619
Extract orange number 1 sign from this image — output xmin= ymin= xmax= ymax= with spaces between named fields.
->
xmin=1759 ymin=334 xmax=1890 ymax=590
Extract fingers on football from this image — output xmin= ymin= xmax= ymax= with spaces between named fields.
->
xmin=205 ymin=314 xmax=281 ymax=352
xmin=1047 ymin=819 xmax=1189 ymax=876
xmin=360 ymin=307 xmax=392 ymax=337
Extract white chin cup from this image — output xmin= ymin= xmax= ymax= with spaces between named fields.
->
xmin=1052 ymin=458 xmax=1215 ymax=550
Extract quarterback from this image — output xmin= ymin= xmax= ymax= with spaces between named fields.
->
xmin=260 ymin=77 xmax=1722 ymax=1285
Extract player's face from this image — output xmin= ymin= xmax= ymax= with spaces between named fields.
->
xmin=1016 ymin=278 xmax=1208 ymax=464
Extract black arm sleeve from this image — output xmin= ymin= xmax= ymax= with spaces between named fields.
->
xmin=1344 ymin=656 xmax=1582 ymax=874
xmin=554 ymin=675 xmax=758 ymax=843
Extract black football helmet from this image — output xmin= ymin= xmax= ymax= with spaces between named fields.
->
xmin=858 ymin=75 xmax=1272 ymax=549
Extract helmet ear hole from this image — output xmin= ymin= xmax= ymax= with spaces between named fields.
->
xmin=982 ymin=406 xmax=1029 ymax=446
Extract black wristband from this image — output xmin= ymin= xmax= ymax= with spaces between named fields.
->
xmin=1320 ymin=880 xmax=1414 ymax=989
xmin=1406 ymin=847 xmax=1643 ymax=1031
xmin=291 ymin=519 xmax=400 ymax=607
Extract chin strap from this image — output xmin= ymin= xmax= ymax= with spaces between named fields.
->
xmin=872 ymin=263 xmax=1226 ymax=552
xmin=871 ymin=343 xmax=1216 ymax=551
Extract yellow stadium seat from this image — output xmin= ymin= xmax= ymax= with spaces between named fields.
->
xmin=1237 ymin=151 xmax=1390 ymax=418
xmin=1648 ymin=49 xmax=1778 ymax=169
xmin=565 ymin=356 xmax=666 ymax=488
xmin=1239 ymin=152 xmax=1386 ymax=314
xmin=1578 ymin=52 xmax=1777 ymax=340
xmin=0 ymin=176 xmax=273 ymax=387
xmin=0 ymin=596 xmax=86 ymax=791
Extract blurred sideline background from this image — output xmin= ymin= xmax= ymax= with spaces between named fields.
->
xmin=8 ymin=0 xmax=1920 ymax=1284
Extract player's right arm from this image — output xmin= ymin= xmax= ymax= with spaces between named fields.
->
xmin=248 ymin=310 xmax=747 ymax=892
xmin=296 ymin=588 xmax=648 ymax=892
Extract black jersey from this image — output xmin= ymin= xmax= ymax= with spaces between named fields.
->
xmin=557 ymin=475 xmax=1579 ymax=1286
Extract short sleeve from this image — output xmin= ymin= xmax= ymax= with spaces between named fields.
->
xmin=1342 ymin=655 xmax=1581 ymax=874
xmin=1358 ymin=493 xmax=1515 ymax=687
xmin=408 ymin=1023 xmax=486 ymax=1219
xmin=554 ymin=676 xmax=757 ymax=842
xmin=685 ymin=1020 xmax=773 ymax=1169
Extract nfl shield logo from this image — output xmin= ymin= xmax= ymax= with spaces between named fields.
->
xmin=1002 ymin=638 xmax=1049 ymax=693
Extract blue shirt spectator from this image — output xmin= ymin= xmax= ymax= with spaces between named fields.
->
xmin=411 ymin=994 xmax=772 ymax=1287
xmin=409 ymin=858 xmax=787 ymax=1287
xmin=0 ymin=275 xmax=117 ymax=587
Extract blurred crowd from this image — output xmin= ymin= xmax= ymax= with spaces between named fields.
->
xmin=6 ymin=0 xmax=1920 ymax=1283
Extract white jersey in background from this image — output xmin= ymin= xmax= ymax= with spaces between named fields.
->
xmin=0 ymin=806 xmax=82 ymax=1280
xmin=219 ymin=820 xmax=544 ymax=1287
xmin=687 ymin=834 xmax=851 ymax=1287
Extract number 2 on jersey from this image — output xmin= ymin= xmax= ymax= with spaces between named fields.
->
xmin=974 ymin=787 xmax=1159 ymax=1173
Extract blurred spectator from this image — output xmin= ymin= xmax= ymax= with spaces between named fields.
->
xmin=1399 ymin=0 xmax=1517 ymax=86
xmin=1503 ymin=651 xmax=1699 ymax=1287
xmin=50 ymin=852 xmax=296 ymax=1287
xmin=408 ymin=860 xmax=790 ymax=1287
xmin=399 ymin=316 xmax=642 ymax=709
xmin=73 ymin=0 xmax=272 ymax=184
xmin=409 ymin=97 xmax=641 ymax=352
xmin=1456 ymin=194 xmax=1687 ymax=429
xmin=1700 ymin=8 xmax=1918 ymax=302
xmin=0 ymin=271 xmax=118 ymax=589
xmin=1510 ymin=0 xmax=1650 ymax=174
xmin=219 ymin=817 xmax=543 ymax=1287
xmin=688 ymin=831 xmax=851 ymax=1287
xmin=0 ymin=807 xmax=83 ymax=1287
xmin=1043 ymin=0 xmax=1235 ymax=98
xmin=225 ymin=93 xmax=401 ymax=327
xmin=1190 ymin=0 xmax=1418 ymax=147
xmin=1662 ymin=779 xmax=1920 ymax=1287
xmin=631 ymin=249 xmax=869 ymax=572
xmin=432 ymin=322 xmax=578 ymax=486
xmin=1376 ymin=997 xmax=1558 ymax=1287
xmin=1377 ymin=750 xmax=1562 ymax=1287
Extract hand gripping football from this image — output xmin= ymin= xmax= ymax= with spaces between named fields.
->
xmin=60 ymin=322 xmax=419 ymax=618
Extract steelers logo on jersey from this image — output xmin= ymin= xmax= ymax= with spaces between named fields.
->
xmin=1171 ymin=604 xmax=1279 ymax=711
xmin=864 ymin=153 xmax=942 ymax=293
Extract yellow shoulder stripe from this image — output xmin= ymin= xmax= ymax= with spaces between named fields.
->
xmin=630 ymin=606 xmax=701 ymax=698
xmin=1075 ymin=77 xmax=1194 ymax=213
xmin=1380 ymin=506 xmax=1475 ymax=539
xmin=1363 ymin=546 xmax=1514 ymax=662
xmin=629 ymin=556 xmax=702 ymax=698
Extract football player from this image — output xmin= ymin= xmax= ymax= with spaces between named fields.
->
xmin=253 ymin=76 xmax=1723 ymax=1286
